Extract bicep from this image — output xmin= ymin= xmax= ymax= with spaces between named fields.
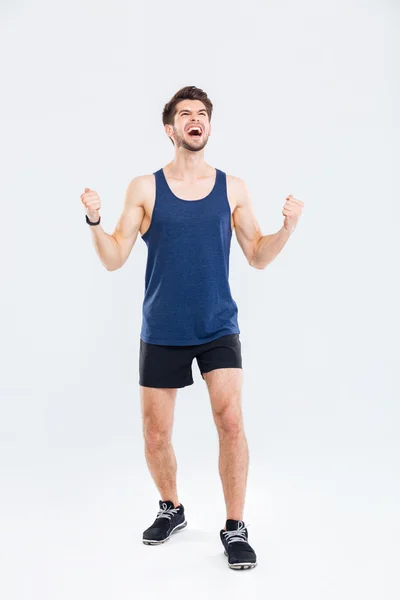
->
xmin=111 ymin=177 xmax=146 ymax=266
xmin=232 ymin=180 xmax=263 ymax=264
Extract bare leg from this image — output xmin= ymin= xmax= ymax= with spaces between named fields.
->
xmin=203 ymin=368 xmax=248 ymax=524
xmin=140 ymin=385 xmax=180 ymax=508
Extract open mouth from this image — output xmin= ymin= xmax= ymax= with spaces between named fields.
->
xmin=187 ymin=127 xmax=202 ymax=137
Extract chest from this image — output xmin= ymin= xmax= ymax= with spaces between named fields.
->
xmin=141 ymin=172 xmax=237 ymax=237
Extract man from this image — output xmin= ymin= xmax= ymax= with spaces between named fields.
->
xmin=81 ymin=85 xmax=304 ymax=570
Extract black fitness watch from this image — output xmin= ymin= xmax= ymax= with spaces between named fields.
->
xmin=85 ymin=214 xmax=101 ymax=226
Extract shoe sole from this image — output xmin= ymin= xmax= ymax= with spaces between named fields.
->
xmin=224 ymin=550 xmax=257 ymax=569
xmin=142 ymin=520 xmax=187 ymax=545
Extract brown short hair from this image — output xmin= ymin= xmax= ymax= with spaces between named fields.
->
xmin=162 ymin=85 xmax=213 ymax=127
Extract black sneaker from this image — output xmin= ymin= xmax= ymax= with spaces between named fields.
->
xmin=220 ymin=519 xmax=257 ymax=569
xmin=142 ymin=500 xmax=187 ymax=545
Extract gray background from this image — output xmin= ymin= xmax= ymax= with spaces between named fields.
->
xmin=1 ymin=0 xmax=398 ymax=598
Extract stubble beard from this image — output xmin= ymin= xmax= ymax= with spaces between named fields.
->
xmin=173 ymin=127 xmax=209 ymax=152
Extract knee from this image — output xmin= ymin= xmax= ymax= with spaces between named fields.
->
xmin=143 ymin=420 xmax=171 ymax=449
xmin=215 ymin=409 xmax=243 ymax=437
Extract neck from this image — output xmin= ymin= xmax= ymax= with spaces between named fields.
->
xmin=167 ymin=150 xmax=210 ymax=180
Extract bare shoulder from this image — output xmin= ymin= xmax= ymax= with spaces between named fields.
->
xmin=125 ymin=173 xmax=155 ymax=207
xmin=226 ymin=174 xmax=250 ymax=209
xmin=111 ymin=174 xmax=156 ymax=259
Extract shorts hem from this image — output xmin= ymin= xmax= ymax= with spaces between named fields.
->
xmin=201 ymin=365 xmax=242 ymax=378
xmin=139 ymin=380 xmax=194 ymax=389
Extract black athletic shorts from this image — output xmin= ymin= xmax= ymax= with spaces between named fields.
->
xmin=139 ymin=333 xmax=242 ymax=388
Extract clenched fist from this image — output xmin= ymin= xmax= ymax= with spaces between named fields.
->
xmin=282 ymin=194 xmax=304 ymax=234
xmin=81 ymin=187 xmax=101 ymax=222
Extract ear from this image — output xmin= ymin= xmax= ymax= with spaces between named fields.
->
xmin=165 ymin=123 xmax=173 ymax=140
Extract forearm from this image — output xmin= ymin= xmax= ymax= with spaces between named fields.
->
xmin=250 ymin=226 xmax=292 ymax=270
xmin=89 ymin=224 xmax=121 ymax=271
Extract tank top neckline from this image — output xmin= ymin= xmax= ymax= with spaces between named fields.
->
xmin=160 ymin=167 xmax=219 ymax=202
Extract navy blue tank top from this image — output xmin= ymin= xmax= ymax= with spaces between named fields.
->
xmin=140 ymin=167 xmax=240 ymax=345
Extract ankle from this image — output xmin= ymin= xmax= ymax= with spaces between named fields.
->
xmin=161 ymin=498 xmax=180 ymax=508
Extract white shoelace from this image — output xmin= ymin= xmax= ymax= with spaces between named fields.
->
xmin=156 ymin=502 xmax=180 ymax=520
xmin=223 ymin=520 xmax=251 ymax=544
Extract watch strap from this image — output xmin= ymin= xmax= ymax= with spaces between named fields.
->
xmin=85 ymin=214 xmax=101 ymax=226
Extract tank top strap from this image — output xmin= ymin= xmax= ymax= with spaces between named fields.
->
xmin=153 ymin=168 xmax=169 ymax=196
xmin=214 ymin=167 xmax=227 ymax=199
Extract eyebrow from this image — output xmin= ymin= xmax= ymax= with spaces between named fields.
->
xmin=178 ymin=109 xmax=207 ymax=114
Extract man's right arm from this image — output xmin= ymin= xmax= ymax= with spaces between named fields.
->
xmin=89 ymin=177 xmax=146 ymax=271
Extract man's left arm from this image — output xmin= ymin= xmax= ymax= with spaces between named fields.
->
xmin=231 ymin=177 xmax=304 ymax=270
